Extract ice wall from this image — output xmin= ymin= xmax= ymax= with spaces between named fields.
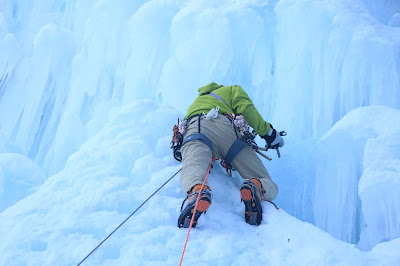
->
xmin=274 ymin=0 xmax=400 ymax=139
xmin=362 ymin=0 xmax=400 ymax=26
xmin=317 ymin=106 xmax=400 ymax=250
xmin=0 ymin=0 xmax=400 ymax=251
xmin=0 ymin=0 xmax=144 ymax=175
xmin=1 ymin=0 xmax=399 ymax=171
xmin=270 ymin=106 xmax=400 ymax=250
xmin=357 ymin=107 xmax=400 ymax=250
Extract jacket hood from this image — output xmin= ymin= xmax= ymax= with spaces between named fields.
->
xmin=198 ymin=82 xmax=223 ymax=96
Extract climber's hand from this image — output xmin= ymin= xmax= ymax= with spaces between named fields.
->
xmin=261 ymin=124 xmax=285 ymax=149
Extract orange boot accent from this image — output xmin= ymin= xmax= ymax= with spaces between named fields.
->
xmin=189 ymin=184 xmax=211 ymax=212
xmin=196 ymin=199 xmax=211 ymax=212
xmin=250 ymin=178 xmax=263 ymax=198
xmin=240 ymin=178 xmax=263 ymax=201
xmin=240 ymin=189 xmax=252 ymax=201
xmin=191 ymin=184 xmax=211 ymax=193
xmin=250 ymin=178 xmax=262 ymax=191
xmin=188 ymin=184 xmax=210 ymax=199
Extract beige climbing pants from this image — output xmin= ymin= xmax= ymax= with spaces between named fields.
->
xmin=180 ymin=115 xmax=278 ymax=201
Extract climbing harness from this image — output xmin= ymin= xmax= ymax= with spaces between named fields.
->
xmin=76 ymin=167 xmax=182 ymax=266
xmin=171 ymin=90 xmax=283 ymax=167
xmin=171 ymin=91 xmax=284 ymax=193
xmin=170 ymin=115 xmax=284 ymax=167
xmin=171 ymin=113 xmax=287 ymax=168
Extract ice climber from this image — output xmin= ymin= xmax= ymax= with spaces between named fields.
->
xmin=175 ymin=83 xmax=284 ymax=228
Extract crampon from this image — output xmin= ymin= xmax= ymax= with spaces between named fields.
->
xmin=240 ymin=179 xmax=263 ymax=226
xmin=177 ymin=188 xmax=212 ymax=228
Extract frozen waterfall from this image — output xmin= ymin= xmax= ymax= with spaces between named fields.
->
xmin=0 ymin=0 xmax=399 ymax=263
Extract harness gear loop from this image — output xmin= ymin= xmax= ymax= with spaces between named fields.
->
xmin=173 ymin=118 xmax=180 ymax=142
xmin=171 ymin=119 xmax=184 ymax=161
xmin=180 ymin=157 xmax=217 ymax=266
xmin=220 ymin=159 xmax=233 ymax=176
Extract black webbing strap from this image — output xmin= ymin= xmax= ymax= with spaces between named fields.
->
xmin=182 ymin=133 xmax=213 ymax=151
xmin=224 ymin=139 xmax=247 ymax=165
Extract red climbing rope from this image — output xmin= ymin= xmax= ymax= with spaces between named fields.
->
xmin=179 ymin=157 xmax=216 ymax=266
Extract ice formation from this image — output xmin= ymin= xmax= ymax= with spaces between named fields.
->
xmin=0 ymin=0 xmax=399 ymax=264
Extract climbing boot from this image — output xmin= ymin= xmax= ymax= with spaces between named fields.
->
xmin=177 ymin=184 xmax=212 ymax=228
xmin=240 ymin=178 xmax=264 ymax=226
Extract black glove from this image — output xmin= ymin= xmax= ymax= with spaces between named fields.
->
xmin=261 ymin=124 xmax=284 ymax=149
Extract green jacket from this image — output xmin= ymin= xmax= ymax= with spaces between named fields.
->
xmin=185 ymin=83 xmax=271 ymax=136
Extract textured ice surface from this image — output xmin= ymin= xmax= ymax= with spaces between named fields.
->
xmin=271 ymin=106 xmax=400 ymax=250
xmin=0 ymin=101 xmax=398 ymax=265
xmin=0 ymin=0 xmax=400 ymax=262
xmin=0 ymin=153 xmax=46 ymax=212
xmin=317 ymin=106 xmax=400 ymax=249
